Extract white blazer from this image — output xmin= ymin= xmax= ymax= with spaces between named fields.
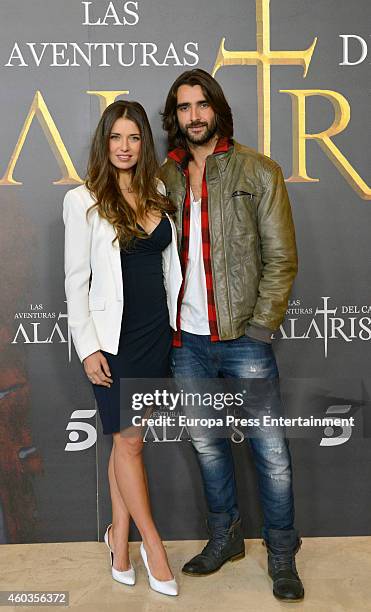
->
xmin=63 ymin=183 xmax=182 ymax=362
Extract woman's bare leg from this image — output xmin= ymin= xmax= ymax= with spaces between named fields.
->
xmin=112 ymin=431 xmax=173 ymax=581
xmin=107 ymin=444 xmax=131 ymax=571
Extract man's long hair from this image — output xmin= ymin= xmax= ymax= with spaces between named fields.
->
xmin=86 ymin=100 xmax=175 ymax=248
xmin=161 ymin=69 xmax=233 ymax=152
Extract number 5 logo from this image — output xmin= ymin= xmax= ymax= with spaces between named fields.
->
xmin=65 ymin=409 xmax=97 ymax=451
xmin=320 ymin=405 xmax=352 ymax=446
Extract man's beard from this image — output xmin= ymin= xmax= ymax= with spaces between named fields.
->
xmin=180 ymin=117 xmax=218 ymax=146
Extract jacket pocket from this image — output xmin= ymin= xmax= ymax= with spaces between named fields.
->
xmin=88 ymin=296 xmax=106 ymax=311
xmin=229 ymin=190 xmax=260 ymax=234
xmin=232 ymin=190 xmax=255 ymax=200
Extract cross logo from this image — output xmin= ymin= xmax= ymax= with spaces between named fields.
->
xmin=212 ymin=0 xmax=317 ymax=157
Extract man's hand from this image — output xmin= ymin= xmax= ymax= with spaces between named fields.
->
xmin=83 ymin=351 xmax=113 ymax=387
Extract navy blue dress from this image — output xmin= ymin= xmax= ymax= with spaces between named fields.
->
xmin=93 ymin=216 xmax=172 ymax=434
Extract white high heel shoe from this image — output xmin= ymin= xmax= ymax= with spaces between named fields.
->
xmin=140 ymin=542 xmax=178 ymax=596
xmin=104 ymin=524 xmax=136 ymax=586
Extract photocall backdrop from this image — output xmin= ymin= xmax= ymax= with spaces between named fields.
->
xmin=1 ymin=0 xmax=370 ymax=544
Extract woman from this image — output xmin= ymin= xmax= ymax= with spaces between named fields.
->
xmin=63 ymin=100 xmax=182 ymax=596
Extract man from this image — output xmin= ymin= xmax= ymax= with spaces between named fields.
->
xmin=160 ymin=69 xmax=303 ymax=601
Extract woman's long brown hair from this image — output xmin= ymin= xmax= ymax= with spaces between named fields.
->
xmin=85 ymin=100 xmax=175 ymax=248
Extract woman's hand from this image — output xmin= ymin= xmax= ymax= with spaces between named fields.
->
xmin=83 ymin=351 xmax=113 ymax=387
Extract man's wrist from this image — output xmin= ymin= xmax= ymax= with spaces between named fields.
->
xmin=245 ymin=324 xmax=273 ymax=344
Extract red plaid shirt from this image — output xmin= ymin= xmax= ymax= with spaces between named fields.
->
xmin=168 ymin=138 xmax=233 ymax=347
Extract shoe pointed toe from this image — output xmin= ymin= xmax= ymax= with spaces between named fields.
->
xmin=140 ymin=543 xmax=178 ymax=596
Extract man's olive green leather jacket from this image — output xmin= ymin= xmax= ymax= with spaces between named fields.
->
xmin=159 ymin=141 xmax=298 ymax=343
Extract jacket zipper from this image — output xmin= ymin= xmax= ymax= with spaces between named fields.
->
xmin=212 ymin=156 xmax=234 ymax=336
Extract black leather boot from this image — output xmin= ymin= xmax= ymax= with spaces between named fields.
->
xmin=266 ymin=528 xmax=304 ymax=601
xmin=182 ymin=512 xmax=245 ymax=576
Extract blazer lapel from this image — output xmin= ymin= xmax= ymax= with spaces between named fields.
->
xmin=103 ymin=218 xmax=123 ymax=301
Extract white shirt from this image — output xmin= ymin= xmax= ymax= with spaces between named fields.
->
xmin=180 ymin=188 xmax=210 ymax=335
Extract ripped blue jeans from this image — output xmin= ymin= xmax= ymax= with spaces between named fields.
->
xmin=170 ymin=331 xmax=294 ymax=539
